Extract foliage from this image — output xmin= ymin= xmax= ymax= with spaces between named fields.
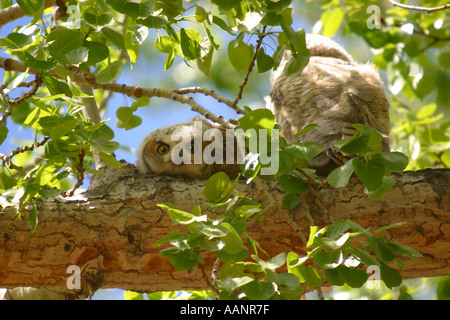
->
xmin=0 ymin=0 xmax=449 ymax=300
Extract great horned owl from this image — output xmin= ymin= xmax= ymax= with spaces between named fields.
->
xmin=136 ymin=116 xmax=241 ymax=178
xmin=268 ymin=34 xmax=390 ymax=175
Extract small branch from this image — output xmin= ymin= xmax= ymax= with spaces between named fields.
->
xmin=61 ymin=149 xmax=85 ymax=197
xmin=231 ymin=27 xmax=267 ymax=109
xmin=0 ymin=75 xmax=43 ymax=126
xmin=198 ymin=263 xmax=220 ymax=299
xmin=174 ymin=87 xmax=246 ymax=115
xmin=387 ymin=0 xmax=450 ymax=13
xmin=0 ymin=136 xmax=50 ymax=172
xmin=0 ymin=57 xmax=234 ymax=129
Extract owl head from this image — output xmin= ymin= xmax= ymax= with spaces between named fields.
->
xmin=136 ymin=116 xmax=238 ymax=178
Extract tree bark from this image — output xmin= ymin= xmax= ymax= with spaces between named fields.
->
xmin=0 ymin=164 xmax=449 ymax=297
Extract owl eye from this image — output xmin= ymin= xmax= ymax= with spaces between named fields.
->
xmin=156 ymin=143 xmax=170 ymax=155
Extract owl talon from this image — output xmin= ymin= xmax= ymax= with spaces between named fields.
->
xmin=327 ymin=146 xmax=353 ymax=166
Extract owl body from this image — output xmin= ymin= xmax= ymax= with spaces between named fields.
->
xmin=268 ymin=34 xmax=390 ymax=174
xmin=136 ymin=117 xmax=242 ymax=179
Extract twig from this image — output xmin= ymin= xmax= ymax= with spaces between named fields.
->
xmin=198 ymin=262 xmax=220 ymax=299
xmin=231 ymin=26 xmax=267 ymax=109
xmin=0 ymin=75 xmax=43 ymax=126
xmin=387 ymin=0 xmax=450 ymax=13
xmin=61 ymin=149 xmax=85 ymax=197
xmin=174 ymin=87 xmax=246 ymax=115
xmin=0 ymin=135 xmax=50 ymax=174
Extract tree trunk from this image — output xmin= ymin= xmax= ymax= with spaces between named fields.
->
xmin=0 ymin=164 xmax=449 ymax=297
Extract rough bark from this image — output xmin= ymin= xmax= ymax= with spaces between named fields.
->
xmin=0 ymin=164 xmax=448 ymax=297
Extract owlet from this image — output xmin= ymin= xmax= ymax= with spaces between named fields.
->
xmin=268 ymin=33 xmax=390 ymax=175
xmin=136 ymin=116 xmax=242 ymax=179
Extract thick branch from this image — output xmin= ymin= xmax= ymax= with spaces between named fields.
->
xmin=0 ymin=165 xmax=448 ymax=296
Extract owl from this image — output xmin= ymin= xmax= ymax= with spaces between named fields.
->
xmin=136 ymin=116 xmax=242 ymax=179
xmin=268 ymin=34 xmax=390 ymax=175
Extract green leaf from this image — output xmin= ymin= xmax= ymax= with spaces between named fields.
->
xmin=99 ymin=151 xmax=124 ymax=168
xmin=296 ymin=265 xmax=323 ymax=288
xmin=197 ymin=38 xmax=214 ymax=77
xmin=180 ymin=28 xmax=201 ymax=60
xmin=164 ymin=50 xmax=175 ymax=70
xmin=416 ymin=74 xmax=436 ymax=99
xmin=314 ymin=250 xmax=343 ymax=269
xmin=385 ymin=241 xmax=422 ymax=260
xmin=220 ymin=222 xmax=245 ymax=255
xmin=0 ymin=32 xmax=33 ymax=50
xmin=16 ymin=0 xmax=43 ymax=15
xmin=106 ymin=0 xmax=155 ymax=18
xmin=137 ymin=15 xmax=168 ymax=29
xmin=241 ymin=281 xmax=275 ymax=300
xmin=227 ymin=38 xmax=254 ymax=72
xmin=367 ymin=176 xmax=395 ymax=200
xmin=256 ymin=48 xmax=274 ymax=73
xmin=335 ymin=126 xmax=376 ymax=155
xmin=321 ymin=233 xmax=350 ymax=250
xmin=336 ymin=265 xmax=368 ymax=288
xmin=28 ymin=201 xmax=38 ymax=231
xmin=216 ymin=276 xmax=254 ymax=292
xmin=123 ymin=291 xmax=143 ymax=300
xmin=282 ymin=193 xmax=300 ymax=209
xmin=352 ymin=158 xmax=385 ymax=191
xmin=0 ymin=126 xmax=9 ymax=145
xmin=83 ymin=11 xmax=112 ymax=27
xmin=47 ymin=29 xmax=86 ymax=64
xmin=169 ymin=250 xmax=202 ymax=271
xmin=96 ymin=61 xmax=124 ymax=84
xmin=43 ymin=73 xmax=72 ymax=98
xmin=326 ymin=219 xmax=353 ymax=239
xmin=195 ymin=222 xmax=229 ymax=238
xmin=39 ymin=115 xmax=78 ymax=139
xmin=237 ymin=108 xmax=275 ymax=131
xmin=284 ymin=142 xmax=322 ymax=161
xmin=201 ymin=172 xmax=231 ymax=202
xmin=279 ymin=174 xmax=309 ymax=194
xmin=306 ymin=225 xmax=327 ymax=248
xmin=155 ymin=35 xmax=174 ymax=53
xmin=380 ymin=262 xmax=402 ymax=289
xmin=266 ymin=270 xmax=299 ymax=290
xmin=327 ymin=158 xmax=355 ymax=188
xmin=320 ymin=7 xmax=344 ymax=38
xmin=372 ymin=152 xmax=409 ymax=173
xmin=283 ymin=53 xmax=309 ymax=77
xmin=371 ymin=238 xmax=396 ymax=262
xmin=253 ymin=252 xmax=286 ymax=271
xmin=211 ymin=0 xmax=240 ymax=10
xmin=292 ymin=124 xmax=318 ymax=138
xmin=324 ymin=268 xmax=345 ymax=286
xmin=21 ymin=53 xmax=55 ymax=70
xmin=84 ymin=41 xmax=109 ymax=66
xmin=102 ymin=27 xmax=125 ymax=49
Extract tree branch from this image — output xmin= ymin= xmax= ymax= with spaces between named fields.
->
xmin=0 ymin=56 xmax=234 ymax=128
xmin=0 ymin=165 xmax=448 ymax=296
xmin=387 ymin=0 xmax=450 ymax=13
xmin=0 ymin=0 xmax=71 ymax=27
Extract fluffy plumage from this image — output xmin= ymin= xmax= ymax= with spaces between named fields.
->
xmin=136 ymin=117 xmax=241 ymax=178
xmin=268 ymin=34 xmax=390 ymax=175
